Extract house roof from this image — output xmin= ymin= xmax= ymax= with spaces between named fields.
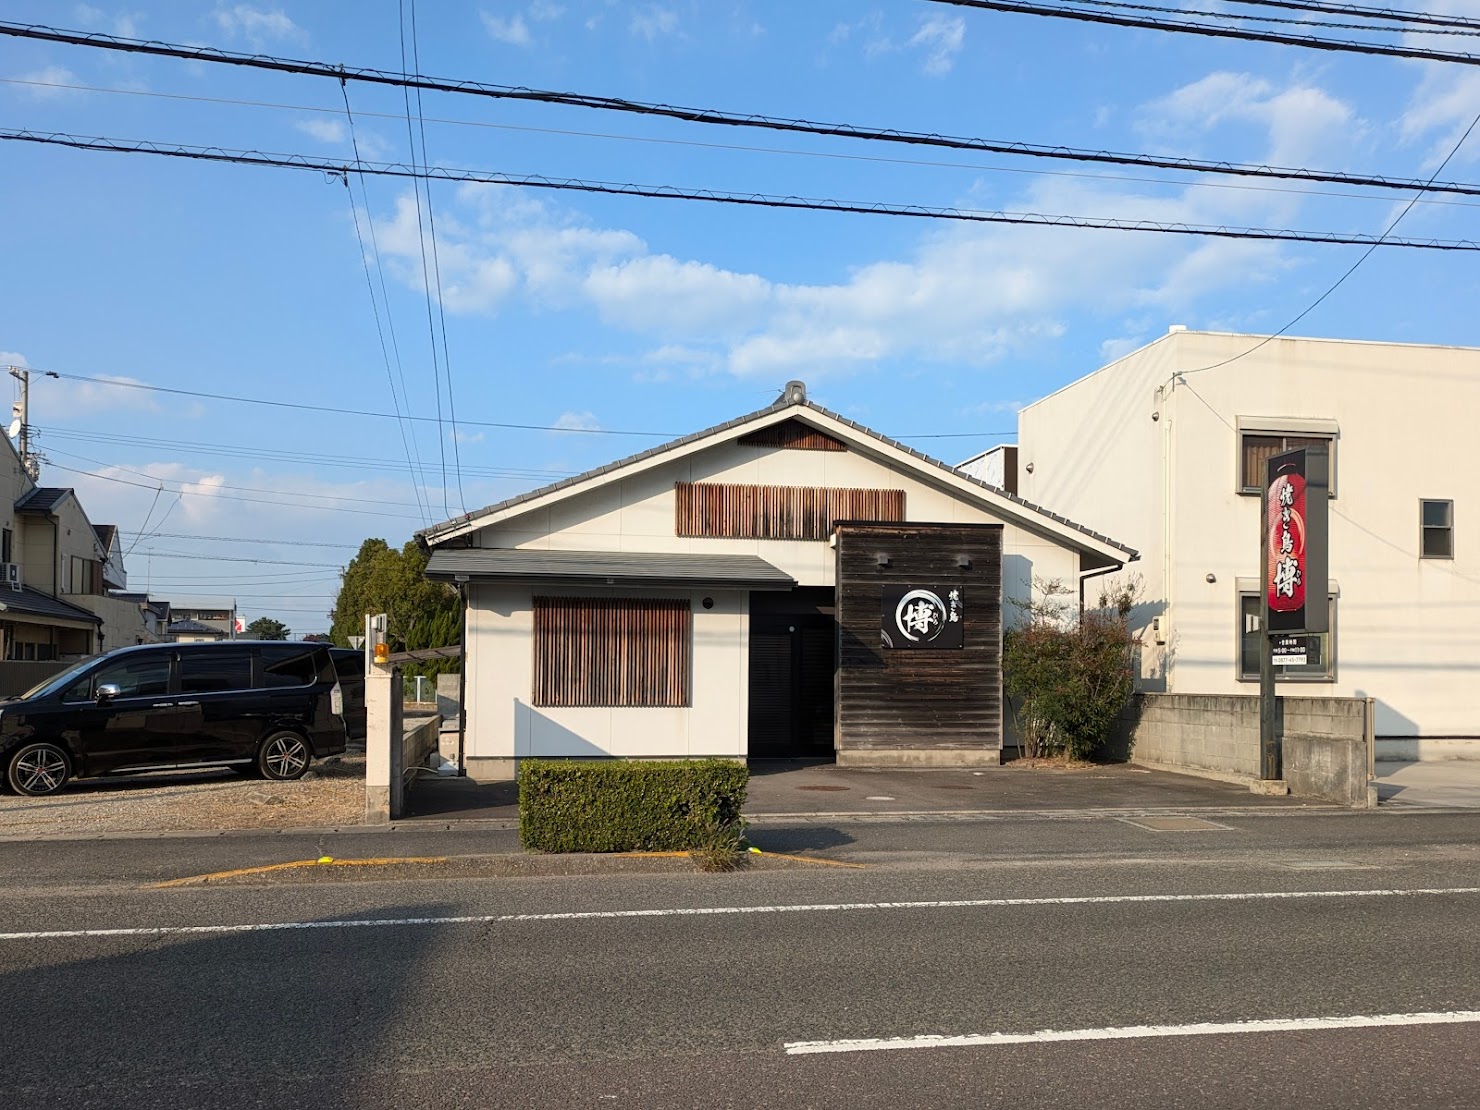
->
xmin=425 ymin=549 xmax=797 ymax=590
xmin=417 ymin=387 xmax=1138 ymax=563
xmin=93 ymin=523 xmax=118 ymax=550
xmin=15 ymin=487 xmax=74 ymax=514
xmin=166 ymin=618 xmax=224 ymax=635
xmin=0 ymin=586 xmax=102 ymax=625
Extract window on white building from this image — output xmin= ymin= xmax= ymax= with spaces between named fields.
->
xmin=1421 ymin=500 xmax=1453 ymax=559
xmin=1238 ymin=433 xmax=1336 ymax=496
xmin=1238 ymin=594 xmax=1336 ymax=682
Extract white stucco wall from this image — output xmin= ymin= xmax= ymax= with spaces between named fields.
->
xmin=453 ymin=433 xmax=1117 ymax=769
xmin=473 ymin=439 xmax=1085 ymax=608
xmin=1019 ymin=330 xmax=1480 ymax=738
xmin=464 ymin=584 xmax=748 ymax=764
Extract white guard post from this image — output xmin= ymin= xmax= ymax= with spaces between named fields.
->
xmin=362 ymin=614 xmax=404 ymax=823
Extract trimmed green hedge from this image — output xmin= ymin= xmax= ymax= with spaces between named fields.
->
xmin=518 ymin=758 xmax=749 ymax=853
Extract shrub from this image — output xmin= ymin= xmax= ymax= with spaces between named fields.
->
xmin=518 ymin=758 xmax=749 ymax=853
xmin=1004 ymin=577 xmax=1139 ymax=762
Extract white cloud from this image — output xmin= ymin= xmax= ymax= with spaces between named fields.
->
xmin=1140 ymin=72 xmax=1360 ymax=172
xmin=0 ymin=351 xmax=28 ymax=368
xmin=452 ymin=427 xmax=485 ymax=444
xmin=1098 ymin=336 xmax=1145 ymax=363
xmin=481 ymin=12 xmax=532 ymax=46
xmin=631 ymin=6 xmax=679 ymax=41
xmin=832 ymin=12 xmax=964 ymax=76
xmin=10 ymin=66 xmax=83 ymax=99
xmin=1399 ymin=66 xmax=1480 ymax=172
xmin=528 ymin=1 xmax=564 ymax=19
xmin=366 ymin=68 xmax=1354 ymax=381
xmin=908 ymin=15 xmax=966 ymax=77
xmin=553 ymin=411 xmax=601 ymax=432
xmin=294 ymin=118 xmax=345 ymax=144
xmin=74 ymin=5 xmax=140 ymax=37
xmin=212 ymin=5 xmax=304 ymax=45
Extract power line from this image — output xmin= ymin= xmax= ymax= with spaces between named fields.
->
xmin=1221 ymin=0 xmax=1480 ymax=31
xmin=9 ymin=129 xmax=1479 ymax=252
xmin=957 ymin=0 xmax=1480 ymax=36
xmin=46 ymin=458 xmax=426 ymax=520
xmin=116 ymin=532 xmax=358 ymax=549
xmin=14 ymin=361 xmax=674 ymax=436
xmin=5 ymin=21 xmax=1480 ymax=197
xmin=1180 ymin=106 xmax=1480 ymax=376
xmin=924 ymin=0 xmax=1480 ymax=64
xmin=339 ymin=75 xmax=431 ymax=526
xmin=407 ymin=0 xmax=467 ymax=515
xmin=36 ymin=426 xmax=573 ymax=480
xmin=131 ymin=550 xmax=342 ymax=567
xmin=8 ymin=75 xmax=1480 ymax=211
xmin=397 ymin=0 xmax=451 ymax=518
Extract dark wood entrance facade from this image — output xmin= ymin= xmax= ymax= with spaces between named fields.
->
xmin=834 ymin=522 xmax=1004 ymax=764
xmin=747 ymin=587 xmax=836 ymax=758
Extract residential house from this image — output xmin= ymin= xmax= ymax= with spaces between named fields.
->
xmin=1011 ymin=328 xmax=1480 ymax=759
xmin=165 ymin=598 xmax=238 ymax=642
xmin=417 ymin=382 xmax=1136 ymax=780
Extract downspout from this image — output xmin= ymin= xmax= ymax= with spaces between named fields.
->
xmin=456 ymin=580 xmax=468 ymax=775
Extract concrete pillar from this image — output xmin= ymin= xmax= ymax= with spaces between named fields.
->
xmin=364 ymin=662 xmax=404 ymax=823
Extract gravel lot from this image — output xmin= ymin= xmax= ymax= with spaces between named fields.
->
xmin=0 ymin=753 xmax=366 ymax=837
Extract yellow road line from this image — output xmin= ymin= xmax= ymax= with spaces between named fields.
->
xmin=153 ymin=856 xmax=450 ymax=888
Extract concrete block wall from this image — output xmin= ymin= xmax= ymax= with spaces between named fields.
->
xmin=1120 ymin=692 xmax=1375 ymax=807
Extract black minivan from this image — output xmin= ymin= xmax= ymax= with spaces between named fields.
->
xmin=0 ymin=641 xmax=348 ymax=797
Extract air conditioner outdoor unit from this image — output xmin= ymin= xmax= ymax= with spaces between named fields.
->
xmin=4 ymin=563 xmax=21 ymax=591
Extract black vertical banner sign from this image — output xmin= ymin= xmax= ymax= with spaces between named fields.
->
xmin=1265 ymin=444 xmax=1329 ymax=634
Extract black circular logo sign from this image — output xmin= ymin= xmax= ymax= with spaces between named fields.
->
xmin=893 ymin=588 xmax=948 ymax=644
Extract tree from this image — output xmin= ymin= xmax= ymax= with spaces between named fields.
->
xmin=244 ymin=617 xmax=290 ymax=641
xmin=1003 ymin=576 xmax=1140 ymax=762
xmin=330 ymin=538 xmax=461 ymax=677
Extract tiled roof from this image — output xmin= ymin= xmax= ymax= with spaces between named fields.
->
xmin=0 ymin=586 xmax=102 ymax=624
xmin=417 ymin=395 xmax=1137 ymax=560
xmin=15 ymin=487 xmax=73 ymax=514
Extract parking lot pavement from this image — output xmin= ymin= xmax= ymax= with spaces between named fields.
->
xmin=0 ymin=754 xmax=365 ymax=837
xmin=1375 ymin=760 xmax=1480 ymax=808
xmin=743 ymin=759 xmax=1322 ymax=816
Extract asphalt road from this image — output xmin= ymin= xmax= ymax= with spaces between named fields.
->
xmin=2 ymin=812 xmax=1478 ymax=1109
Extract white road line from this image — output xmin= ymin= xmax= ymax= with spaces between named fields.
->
xmin=2 ymin=885 xmax=1478 ymax=942
xmin=784 ymin=1010 xmax=1480 ymax=1055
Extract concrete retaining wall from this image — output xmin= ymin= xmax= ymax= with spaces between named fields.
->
xmin=1119 ymin=692 xmax=1376 ymax=808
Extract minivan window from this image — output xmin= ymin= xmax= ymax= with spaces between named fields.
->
xmin=260 ymin=645 xmax=319 ymax=688
xmin=62 ymin=654 xmax=172 ymax=702
xmin=179 ymin=652 xmax=253 ymax=695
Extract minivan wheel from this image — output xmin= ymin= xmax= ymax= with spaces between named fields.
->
xmin=258 ymin=731 xmax=312 ymax=781
xmin=7 ymin=742 xmax=72 ymax=797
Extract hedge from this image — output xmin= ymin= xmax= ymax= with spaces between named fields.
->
xmin=518 ymin=758 xmax=749 ymax=853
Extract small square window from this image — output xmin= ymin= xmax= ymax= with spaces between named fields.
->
xmin=1239 ymin=433 xmax=1335 ymax=496
xmin=1421 ymin=500 xmax=1453 ymax=559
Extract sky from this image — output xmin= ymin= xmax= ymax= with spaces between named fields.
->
xmin=2 ymin=1 xmax=1478 ymax=634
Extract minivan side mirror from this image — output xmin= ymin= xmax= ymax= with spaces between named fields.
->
xmin=96 ymin=684 xmax=123 ymax=702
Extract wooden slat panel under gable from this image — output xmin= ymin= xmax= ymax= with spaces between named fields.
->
xmin=533 ymin=597 xmax=690 ymax=708
xmin=737 ymin=418 xmax=847 ymax=452
xmin=676 ymin=483 xmax=905 ymax=541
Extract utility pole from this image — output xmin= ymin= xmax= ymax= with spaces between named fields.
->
xmin=7 ymin=366 xmax=43 ymax=481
